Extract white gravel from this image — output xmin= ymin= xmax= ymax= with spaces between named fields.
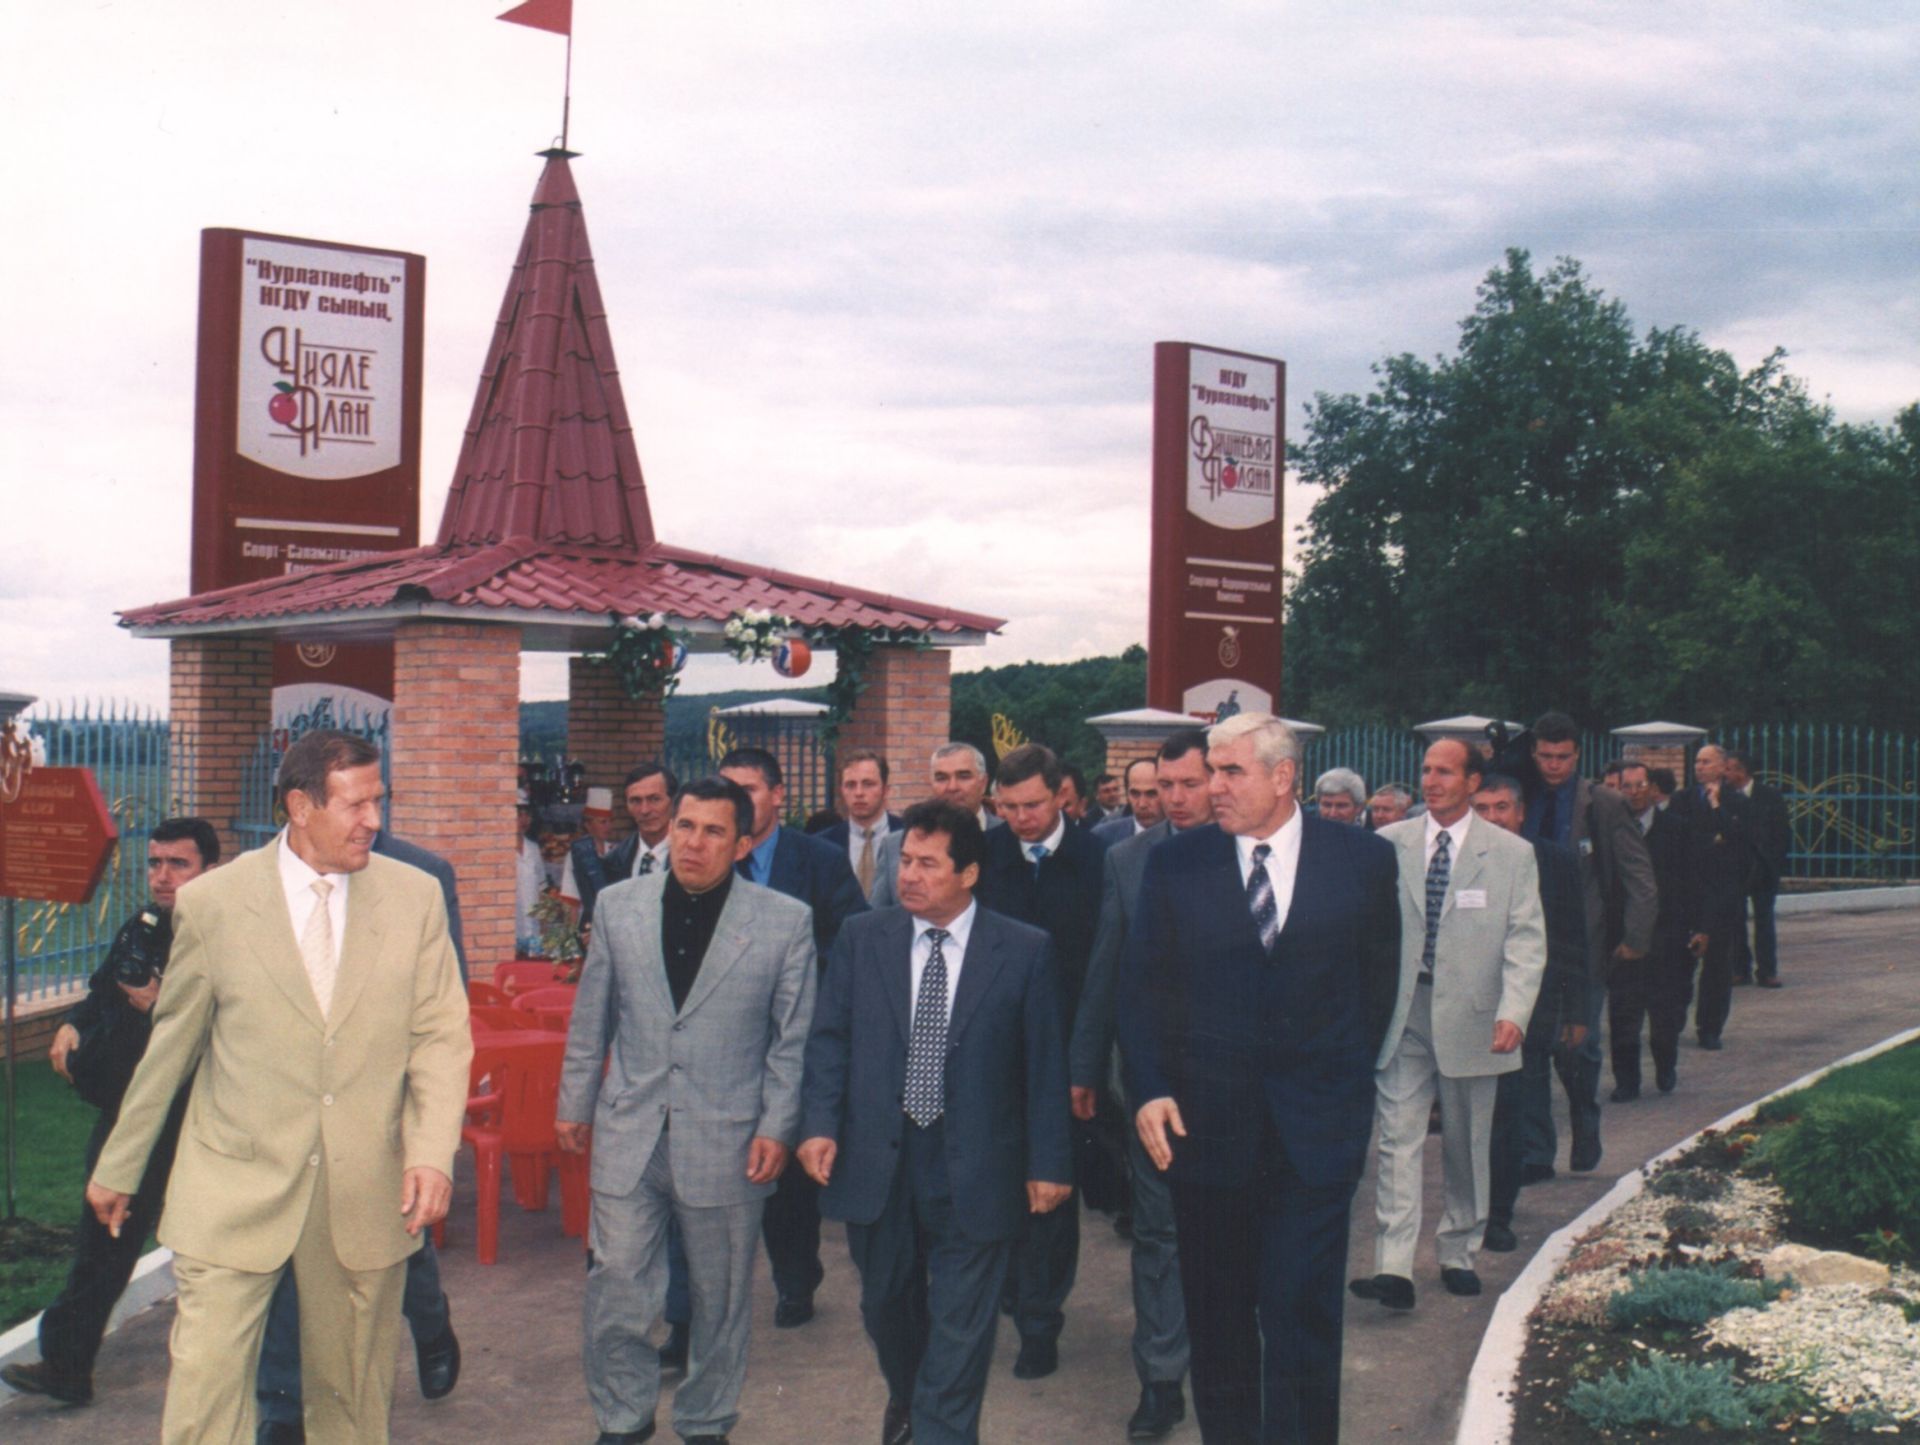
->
xmin=1708 ymin=1276 xmax=1920 ymax=1420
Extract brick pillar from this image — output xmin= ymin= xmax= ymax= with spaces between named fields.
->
xmin=1103 ymin=737 xmax=1162 ymax=784
xmin=1622 ymin=742 xmax=1689 ymax=783
xmin=566 ymin=657 xmax=667 ymax=840
xmin=838 ymin=646 xmax=952 ymax=807
xmin=389 ymin=621 xmax=521 ymax=973
xmin=169 ymin=635 xmax=272 ymax=863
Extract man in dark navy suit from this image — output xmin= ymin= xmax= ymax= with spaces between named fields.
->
xmin=817 ymin=748 xmax=905 ymax=902
xmin=799 ymin=800 xmax=1072 ymax=1445
xmin=975 ymin=743 xmax=1108 ymax=1380
xmin=718 ymin=747 xmax=868 ymax=1327
xmin=1122 ymin=713 xmax=1399 ymax=1445
xmin=579 ymin=764 xmax=678 ymax=928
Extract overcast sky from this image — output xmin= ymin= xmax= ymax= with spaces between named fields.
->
xmin=5 ymin=1 xmax=1915 ymax=711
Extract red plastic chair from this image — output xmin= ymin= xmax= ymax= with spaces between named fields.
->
xmin=450 ymin=1037 xmax=587 ymax=1263
xmin=492 ymin=960 xmax=566 ymax=996
xmin=511 ymin=985 xmax=578 ymax=1032
xmin=468 ymin=980 xmax=511 ymax=1007
xmin=470 ymin=1004 xmax=542 ymax=1033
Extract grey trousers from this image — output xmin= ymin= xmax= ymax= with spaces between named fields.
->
xmin=1372 ymin=986 xmax=1499 ymax=1277
xmin=1124 ymin=1096 xmax=1189 ymax=1387
xmin=584 ymin=1133 xmax=764 ymax=1439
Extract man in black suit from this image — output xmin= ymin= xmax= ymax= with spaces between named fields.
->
xmin=1725 ymin=751 xmax=1790 ymax=987
xmin=1122 ymin=714 xmax=1400 ymax=1445
xmin=1070 ymin=729 xmax=1213 ymax=1440
xmin=975 ymin=743 xmax=1108 ymax=1380
xmin=1611 ymin=763 xmax=1708 ymax=1096
xmin=817 ymin=748 xmax=904 ymax=902
xmin=1471 ymin=776 xmax=1593 ymax=1254
xmin=1092 ymin=758 xmax=1165 ymax=849
xmin=799 ymin=800 xmax=1072 ymax=1445
xmin=1668 ymin=744 xmax=1752 ymax=1048
xmin=579 ymin=764 xmax=678 ymax=928
xmin=718 ymin=746 xmax=868 ymax=1327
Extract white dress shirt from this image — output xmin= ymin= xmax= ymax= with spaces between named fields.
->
xmin=1026 ymin=815 xmax=1067 ymax=865
xmin=1423 ymin=808 xmax=1473 ymax=869
xmin=1234 ymin=807 xmax=1304 ymax=936
xmin=278 ymin=830 xmax=348 ymax=969
xmin=909 ymin=901 xmax=976 ymax=1023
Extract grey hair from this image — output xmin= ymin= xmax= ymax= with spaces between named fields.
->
xmin=1314 ymin=768 xmax=1367 ymax=806
xmin=932 ymin=741 xmax=988 ymax=774
xmin=1207 ymin=712 xmax=1301 ymax=769
xmin=1371 ymin=783 xmax=1413 ymax=807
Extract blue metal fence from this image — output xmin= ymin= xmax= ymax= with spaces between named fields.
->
xmin=1724 ymin=723 xmax=1919 ymax=881
xmin=7 ymin=701 xmax=191 ymax=1002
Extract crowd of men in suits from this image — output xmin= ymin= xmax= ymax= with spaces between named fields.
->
xmin=11 ymin=712 xmax=1792 ymax=1445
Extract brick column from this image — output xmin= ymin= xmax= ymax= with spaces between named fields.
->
xmin=566 ymin=657 xmax=667 ymax=839
xmin=838 ymin=646 xmax=952 ymax=807
xmin=389 ymin=621 xmax=521 ymax=973
xmin=1102 ymin=737 xmax=1162 ymax=784
xmin=169 ymin=635 xmax=272 ymax=863
xmin=1622 ymin=743 xmax=1689 ymax=783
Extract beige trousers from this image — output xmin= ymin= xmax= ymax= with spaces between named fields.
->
xmin=161 ymin=1159 xmax=407 ymax=1445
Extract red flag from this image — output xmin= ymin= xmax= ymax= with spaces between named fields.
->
xmin=498 ymin=0 xmax=571 ymax=36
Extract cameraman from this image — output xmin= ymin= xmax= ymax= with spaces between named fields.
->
xmin=3 ymin=817 xmax=219 ymax=1408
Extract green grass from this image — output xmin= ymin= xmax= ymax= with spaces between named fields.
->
xmin=0 ymin=1061 xmax=117 ymax=1331
xmin=1755 ymin=1038 xmax=1920 ymax=1122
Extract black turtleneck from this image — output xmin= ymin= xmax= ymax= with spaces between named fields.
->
xmin=660 ymin=871 xmax=732 ymax=1011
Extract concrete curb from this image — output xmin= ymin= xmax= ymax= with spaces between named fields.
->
xmin=1777 ymin=885 xmax=1920 ymax=915
xmin=1454 ymin=1021 xmax=1920 ymax=1445
xmin=0 ymin=1248 xmax=175 ymax=1387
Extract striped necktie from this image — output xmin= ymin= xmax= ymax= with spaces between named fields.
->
xmin=1422 ymin=831 xmax=1452 ymax=978
xmin=1246 ymin=842 xmax=1279 ymax=953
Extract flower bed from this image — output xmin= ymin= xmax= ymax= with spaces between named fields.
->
xmin=1510 ymin=1042 xmax=1920 ymax=1441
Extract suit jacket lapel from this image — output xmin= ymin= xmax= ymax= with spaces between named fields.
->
xmin=1197 ymin=827 xmax=1261 ymax=952
xmin=242 ymin=845 xmax=328 ymax=1033
xmin=948 ymin=909 xmax=1008 ymax=1040
xmin=880 ymin=909 xmax=914 ymax=1047
xmin=632 ymin=883 xmax=676 ymax=1015
xmin=325 ymin=864 xmax=388 ymax=1029
xmin=1399 ymin=829 xmax=1427 ymax=911
xmin=1277 ymin=820 xmax=1319 ymax=941
xmin=676 ymin=884 xmax=752 ymax=1019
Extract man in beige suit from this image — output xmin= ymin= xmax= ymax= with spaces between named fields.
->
xmin=87 ymin=729 xmax=471 ymax=1444
xmin=1351 ymin=738 xmax=1544 ymax=1310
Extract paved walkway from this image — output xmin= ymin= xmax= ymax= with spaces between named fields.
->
xmin=5 ymin=908 xmax=1916 ymax=1443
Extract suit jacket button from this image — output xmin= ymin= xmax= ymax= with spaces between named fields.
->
xmin=322 ymin=1094 xmax=334 ymax=1106
xmin=308 ymin=1154 xmax=320 ymax=1168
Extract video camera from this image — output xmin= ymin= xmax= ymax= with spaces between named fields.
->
xmin=106 ymin=906 xmax=170 ymax=989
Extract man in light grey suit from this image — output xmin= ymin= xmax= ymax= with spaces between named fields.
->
xmin=1353 ymin=739 xmax=1545 ymax=1310
xmin=871 ymin=743 xmax=1004 ymax=908
xmin=558 ymin=776 xmax=817 ymax=1445
xmin=1069 ymin=729 xmax=1213 ymax=1440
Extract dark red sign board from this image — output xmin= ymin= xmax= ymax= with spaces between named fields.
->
xmin=1147 ymin=342 xmax=1286 ymax=720
xmin=0 ymin=768 xmax=120 ymax=905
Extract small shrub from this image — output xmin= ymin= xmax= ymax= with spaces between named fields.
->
xmin=1765 ymin=1094 xmax=1920 ymax=1240
xmin=1566 ymin=1351 xmax=1798 ymax=1431
xmin=1649 ymin=1166 xmax=1729 ymax=1202
xmin=1855 ymin=1226 xmax=1914 ymax=1265
xmin=1606 ymin=1262 xmax=1785 ymax=1330
xmin=1663 ymin=1202 xmax=1719 ymax=1241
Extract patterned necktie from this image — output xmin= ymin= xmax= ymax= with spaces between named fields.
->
xmin=637 ymin=851 xmax=655 ymax=876
xmin=1027 ymin=843 xmax=1049 ymax=880
xmin=1422 ymin=830 xmax=1452 ymax=976
xmin=856 ymin=828 xmax=876 ymax=898
xmin=300 ymin=878 xmax=338 ymax=1018
xmin=1246 ymin=842 xmax=1279 ymax=953
xmin=903 ymin=928 xmax=951 ymax=1126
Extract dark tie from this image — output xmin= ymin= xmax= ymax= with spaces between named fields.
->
xmin=1246 ymin=842 xmax=1279 ymax=953
xmin=637 ymin=851 xmax=655 ymax=876
xmin=1422 ymin=831 xmax=1452 ymax=978
xmin=1535 ymin=788 xmax=1558 ymax=842
xmin=904 ymin=928 xmax=951 ymax=1126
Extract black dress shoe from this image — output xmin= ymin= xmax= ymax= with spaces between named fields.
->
xmin=682 ymin=1435 xmax=729 ymax=1444
xmin=258 ymin=1425 xmax=306 ymax=1445
xmin=883 ymin=1395 xmax=913 ymax=1445
xmin=594 ymin=1427 xmax=655 ymax=1445
xmin=1441 ymin=1267 xmax=1482 ymax=1297
xmin=1012 ymin=1335 xmax=1058 ymax=1379
xmin=1519 ymin=1162 xmax=1556 ymax=1186
xmin=1610 ymin=1083 xmax=1640 ymax=1103
xmin=1113 ymin=1209 xmax=1134 ymax=1240
xmin=416 ymin=1318 xmax=460 ymax=1401
xmin=1698 ymin=1033 xmax=1723 ymax=1051
xmin=1570 ymin=1132 xmax=1603 ymax=1173
xmin=1731 ymin=974 xmax=1753 ymax=987
xmin=1 ymin=1360 xmax=93 ymax=1406
xmin=774 ymin=1291 xmax=815 ymax=1328
xmin=1656 ymin=1065 xmax=1678 ymax=1093
xmin=1127 ymin=1380 xmax=1186 ymax=1439
xmin=1483 ymin=1222 xmax=1518 ymax=1253
xmin=1348 ymin=1273 xmax=1415 ymax=1310
xmin=657 ymin=1320 xmax=689 ymax=1374
xmin=1758 ymin=977 xmax=1783 ymax=989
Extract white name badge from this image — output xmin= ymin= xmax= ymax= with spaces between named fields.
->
xmin=1456 ymin=889 xmax=1488 ymax=910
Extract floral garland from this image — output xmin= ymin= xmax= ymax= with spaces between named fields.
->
xmin=721 ymin=608 xmax=791 ymax=664
xmin=591 ymin=612 xmax=691 ymax=701
xmin=528 ymin=889 xmax=585 ymax=977
xmin=803 ymin=621 xmax=930 ymax=750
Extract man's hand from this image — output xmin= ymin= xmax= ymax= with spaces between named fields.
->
xmin=796 ymin=1137 xmax=836 ymax=1187
xmin=745 ymin=1136 xmax=790 ymax=1185
xmin=1612 ymin=943 xmax=1645 ymax=963
xmin=1135 ymin=1096 xmax=1186 ymax=1172
xmin=1688 ymin=932 xmax=1710 ymax=958
xmin=1491 ymin=1020 xmax=1524 ymax=1054
xmin=400 ymin=1166 xmax=453 ymax=1236
xmin=87 ymin=1180 xmax=133 ymax=1238
xmin=119 ymin=977 xmax=162 ymax=1014
xmin=1027 ymin=1181 xmax=1073 ymax=1214
xmin=1559 ymin=1023 xmax=1589 ymax=1049
xmin=555 ymin=1120 xmax=591 ymax=1154
xmin=1070 ymin=1086 xmax=1098 ymax=1122
xmin=49 ymin=1023 xmax=80 ymax=1082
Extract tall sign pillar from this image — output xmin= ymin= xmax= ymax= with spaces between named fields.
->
xmin=1147 ymin=342 xmax=1285 ymax=720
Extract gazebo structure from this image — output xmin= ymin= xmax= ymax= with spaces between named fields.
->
xmin=119 ymin=151 xmax=1001 ymax=969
